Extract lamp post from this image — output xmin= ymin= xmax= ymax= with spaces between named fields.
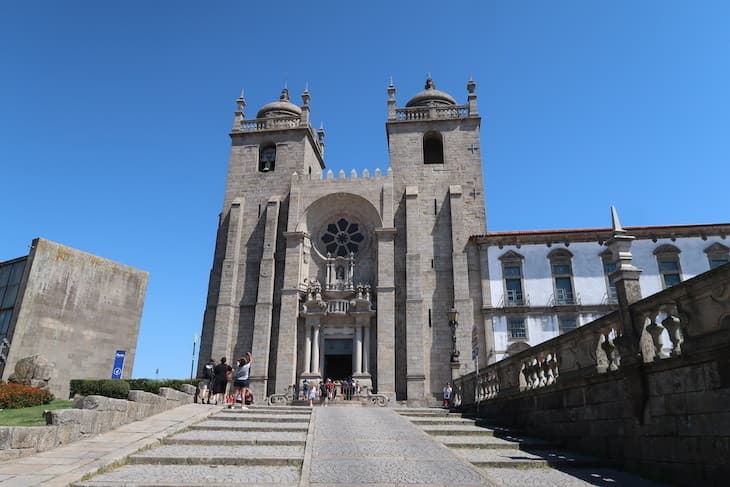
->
xmin=447 ymin=306 xmax=460 ymax=363
xmin=190 ymin=334 xmax=198 ymax=381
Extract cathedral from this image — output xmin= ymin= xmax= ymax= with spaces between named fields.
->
xmin=199 ymin=77 xmax=730 ymax=405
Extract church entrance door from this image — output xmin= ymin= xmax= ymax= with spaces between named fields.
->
xmin=323 ymin=338 xmax=353 ymax=380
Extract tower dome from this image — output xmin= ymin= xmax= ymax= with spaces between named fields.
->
xmin=405 ymin=77 xmax=457 ymax=108
xmin=256 ymin=88 xmax=303 ymax=119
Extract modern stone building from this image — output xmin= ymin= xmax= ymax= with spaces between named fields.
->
xmin=0 ymin=238 xmax=148 ymax=399
xmin=199 ymin=77 xmax=729 ymax=405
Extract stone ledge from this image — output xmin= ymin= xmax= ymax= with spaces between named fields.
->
xmin=0 ymin=385 xmax=195 ymax=459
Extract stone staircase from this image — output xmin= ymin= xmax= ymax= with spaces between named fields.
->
xmin=74 ymin=406 xmax=311 ymax=487
xmin=397 ymin=408 xmax=666 ymax=486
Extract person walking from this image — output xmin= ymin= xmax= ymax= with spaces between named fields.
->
xmin=443 ymin=382 xmax=453 ymax=409
xmin=231 ymin=352 xmax=252 ymax=409
xmin=307 ymin=381 xmax=317 ymax=407
xmin=200 ymin=358 xmax=215 ymax=404
xmin=211 ymin=357 xmax=230 ymax=406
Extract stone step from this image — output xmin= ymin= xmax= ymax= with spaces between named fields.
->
xmin=127 ymin=444 xmax=304 ymax=467
xmin=479 ymin=467 xmax=667 ymax=486
xmin=73 ymin=464 xmax=301 ymax=486
xmin=210 ymin=412 xmax=310 ymax=422
xmin=190 ymin=420 xmax=308 ymax=432
xmin=441 ymin=434 xmax=560 ymax=450
xmin=165 ymin=429 xmax=306 ymax=446
xmin=409 ymin=418 xmax=477 ymax=425
xmin=231 ymin=406 xmax=311 ymax=413
xmin=461 ymin=448 xmax=610 ymax=469
xmin=422 ymin=424 xmax=500 ymax=436
xmin=395 ymin=408 xmax=451 ymax=417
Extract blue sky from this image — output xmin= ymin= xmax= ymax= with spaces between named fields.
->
xmin=1 ymin=1 xmax=728 ymax=379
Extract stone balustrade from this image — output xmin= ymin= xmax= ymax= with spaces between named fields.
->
xmin=453 ymin=262 xmax=730 ymax=485
xmin=394 ymin=105 xmax=470 ymax=121
xmin=327 ymin=299 xmax=350 ymax=314
xmin=236 ymin=116 xmax=301 ymax=132
xmin=457 ymin=264 xmax=730 ymax=407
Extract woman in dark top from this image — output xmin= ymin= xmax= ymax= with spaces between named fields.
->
xmin=211 ymin=357 xmax=230 ymax=405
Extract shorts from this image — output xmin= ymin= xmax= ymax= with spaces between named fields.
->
xmin=233 ymin=379 xmax=249 ymax=388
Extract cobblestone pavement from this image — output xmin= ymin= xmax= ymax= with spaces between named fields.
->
xmin=304 ymin=407 xmax=489 ymax=486
xmin=397 ymin=408 xmax=669 ymax=487
xmin=0 ymin=405 xmax=674 ymax=487
xmin=0 ymin=403 xmax=217 ymax=487
xmin=75 ymin=405 xmax=310 ymax=487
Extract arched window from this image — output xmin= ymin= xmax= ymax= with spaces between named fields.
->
xmin=499 ymin=250 xmax=526 ymax=306
xmin=704 ymin=242 xmax=730 ymax=269
xmin=259 ymin=143 xmax=276 ymax=172
xmin=654 ymin=244 xmax=682 ymax=288
xmin=423 ymin=131 xmax=444 ymax=164
xmin=548 ymin=249 xmax=575 ymax=305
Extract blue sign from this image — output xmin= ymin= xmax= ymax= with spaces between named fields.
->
xmin=111 ymin=350 xmax=126 ymax=379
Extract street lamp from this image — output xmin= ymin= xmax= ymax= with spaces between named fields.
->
xmin=447 ymin=306 xmax=460 ymax=363
xmin=190 ymin=334 xmax=198 ymax=381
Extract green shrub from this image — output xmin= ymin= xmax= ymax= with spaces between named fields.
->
xmin=0 ymin=382 xmax=54 ymax=409
xmin=126 ymin=379 xmax=199 ymax=394
xmin=69 ymin=378 xmax=198 ymax=399
xmin=69 ymin=379 xmax=130 ymax=399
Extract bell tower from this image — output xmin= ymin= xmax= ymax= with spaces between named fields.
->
xmin=199 ymin=86 xmax=325 ymax=399
xmin=386 ymin=77 xmax=487 ymax=404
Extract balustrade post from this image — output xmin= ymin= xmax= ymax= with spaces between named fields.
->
xmin=662 ymin=311 xmax=683 ymax=357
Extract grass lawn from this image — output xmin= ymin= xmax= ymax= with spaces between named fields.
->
xmin=0 ymin=400 xmax=74 ymax=426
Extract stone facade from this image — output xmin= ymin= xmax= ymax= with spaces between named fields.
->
xmin=0 ymin=238 xmax=148 ymax=399
xmin=453 ymin=256 xmax=730 ymax=485
xmin=199 ymin=77 xmax=729 ymax=406
xmin=475 ymin=223 xmax=730 ymax=361
xmin=200 ymin=79 xmax=486 ymax=405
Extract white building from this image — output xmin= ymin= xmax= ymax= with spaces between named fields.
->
xmin=475 ymin=222 xmax=730 ymax=360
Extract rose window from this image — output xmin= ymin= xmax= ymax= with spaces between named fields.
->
xmin=320 ymin=218 xmax=364 ymax=257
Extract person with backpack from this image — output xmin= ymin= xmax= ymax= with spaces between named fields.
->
xmin=200 ymin=358 xmax=215 ymax=404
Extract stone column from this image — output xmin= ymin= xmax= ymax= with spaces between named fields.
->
xmin=375 ymin=227 xmax=396 ymax=400
xmin=273 ymin=231 xmax=306 ymax=395
xmin=207 ymin=197 xmax=245 ymax=366
xmin=312 ymin=324 xmax=321 ymax=374
xmin=354 ymin=326 xmax=363 ymax=374
xmin=449 ymin=185 xmax=474 ymax=379
xmin=363 ymin=324 xmax=370 ymax=374
xmin=249 ymin=198 xmax=280 ymax=401
xmin=404 ymin=186 xmax=426 ymax=406
xmin=304 ymin=325 xmax=312 ymax=374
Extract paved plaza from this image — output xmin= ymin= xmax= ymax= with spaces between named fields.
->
xmin=0 ymin=404 xmax=667 ymax=486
